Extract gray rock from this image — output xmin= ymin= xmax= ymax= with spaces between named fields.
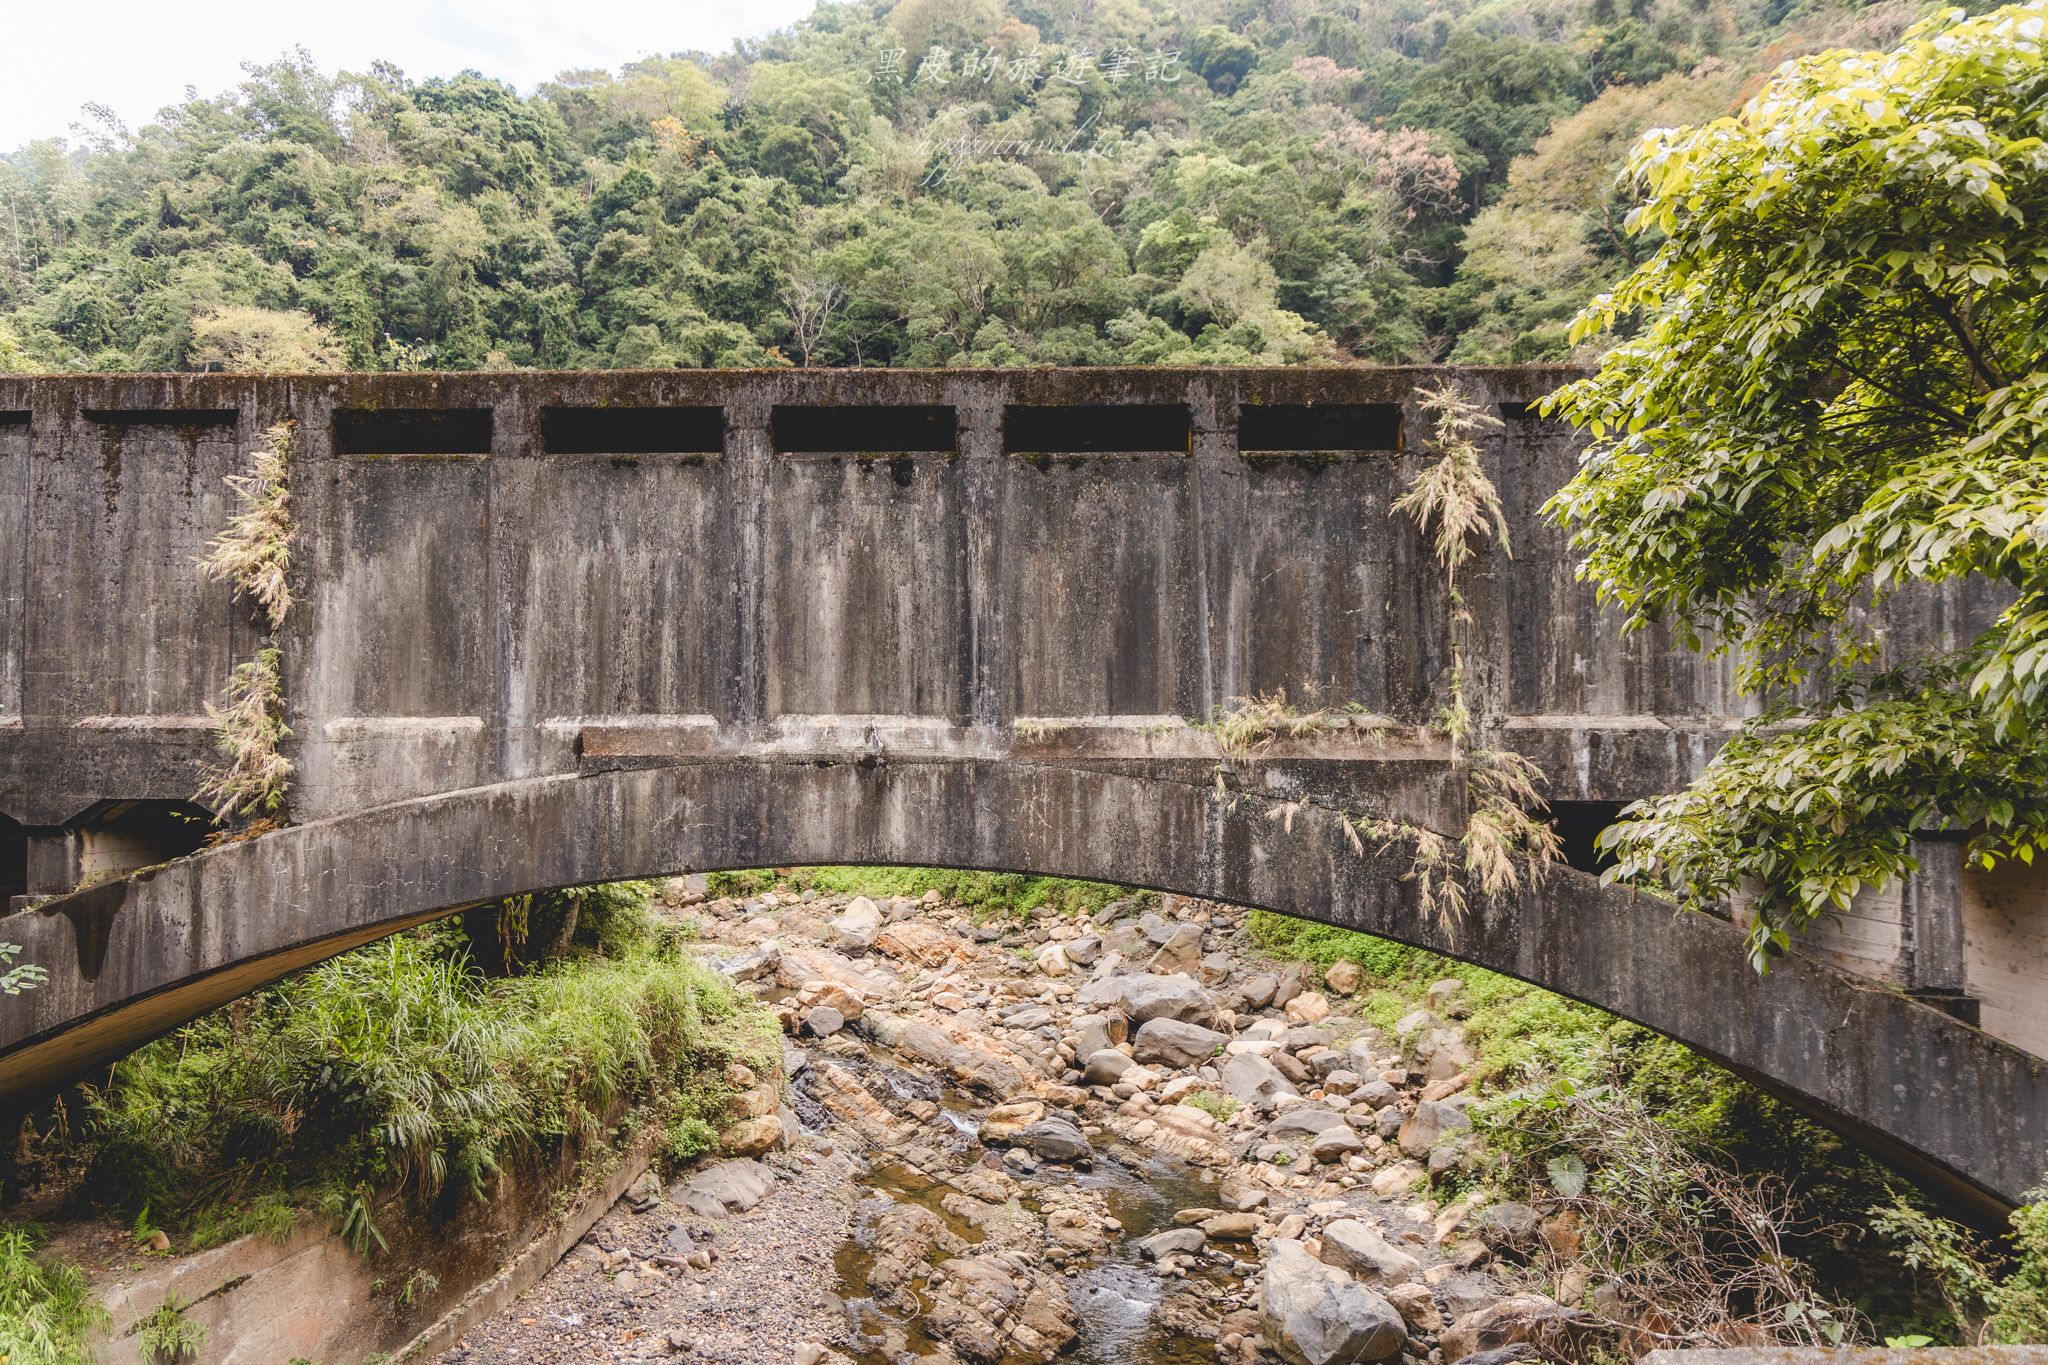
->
xmin=1133 ymin=1017 xmax=1230 ymax=1069
xmin=1309 ymin=1126 xmax=1364 ymax=1163
xmin=1398 ymin=1099 xmax=1471 ymax=1158
xmin=1221 ymin=1052 xmax=1300 ymax=1110
xmin=1078 ymin=973 xmax=1216 ymax=1024
xmin=824 ymin=896 xmax=882 ymax=950
xmin=1266 ymin=1107 xmax=1349 ymax=1139
xmin=1071 ymin=1013 xmax=1128 ymax=1057
xmin=669 ymin=1159 xmax=774 ymax=1218
xmin=1319 ymin=1219 xmax=1420 ymax=1286
xmin=1138 ymin=1227 xmax=1206 ymax=1261
xmin=1375 ymin=1106 xmax=1405 ymax=1139
xmin=1240 ymin=974 xmax=1279 ymax=1010
xmin=712 ymin=942 xmax=782 ymax=982
xmin=1260 ymin=1239 xmax=1408 ymax=1365
xmin=1004 ymin=1005 xmax=1056 ymax=1030
xmin=1352 ymin=1079 xmax=1398 ymax=1108
xmin=1065 ymin=936 xmax=1102 ymax=966
xmin=1020 ymin=1116 xmax=1095 ymax=1165
xmin=1440 ymin=1294 xmax=1577 ymax=1364
xmin=1147 ymin=924 xmax=1207 ymax=974
xmin=805 ymin=1005 xmax=845 ymax=1037
xmin=1084 ymin=1048 xmax=1136 ymax=1085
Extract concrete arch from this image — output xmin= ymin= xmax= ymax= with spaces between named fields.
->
xmin=1 ymin=757 xmax=2042 ymax=1214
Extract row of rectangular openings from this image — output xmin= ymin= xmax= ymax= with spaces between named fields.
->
xmin=316 ymin=399 xmax=1534 ymax=456
xmin=541 ymin=405 xmax=723 ymax=454
xmin=334 ymin=408 xmax=493 ymax=456
xmin=1239 ymin=404 xmax=1401 ymax=452
xmin=82 ymin=408 xmax=238 ymax=427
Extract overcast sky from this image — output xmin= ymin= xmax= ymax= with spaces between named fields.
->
xmin=1 ymin=0 xmax=821 ymax=150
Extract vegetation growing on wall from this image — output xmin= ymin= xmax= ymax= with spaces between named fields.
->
xmin=194 ymin=419 xmax=297 ymax=824
xmin=1543 ymin=0 xmax=2048 ymax=967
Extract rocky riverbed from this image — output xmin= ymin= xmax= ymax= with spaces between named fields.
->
xmin=449 ymin=884 xmax=1590 ymax=1365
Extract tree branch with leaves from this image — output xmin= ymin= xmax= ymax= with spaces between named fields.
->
xmin=1543 ymin=2 xmax=2048 ymax=968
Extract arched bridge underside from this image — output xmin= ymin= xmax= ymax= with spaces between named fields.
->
xmin=2 ymin=757 xmax=2041 ymax=1216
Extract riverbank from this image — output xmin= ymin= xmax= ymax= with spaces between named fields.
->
xmin=453 ymin=875 xmax=1841 ymax=1364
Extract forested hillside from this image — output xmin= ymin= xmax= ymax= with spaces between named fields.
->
xmin=0 ymin=0 xmax=1926 ymax=371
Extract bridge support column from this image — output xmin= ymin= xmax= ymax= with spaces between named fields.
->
xmin=1905 ymin=832 xmax=1978 ymax=1026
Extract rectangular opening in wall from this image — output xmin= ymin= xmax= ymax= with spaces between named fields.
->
xmin=772 ymin=405 xmax=956 ymax=453
xmin=83 ymin=408 xmax=238 ymax=427
xmin=541 ymin=406 xmax=724 ymax=454
xmin=1549 ymin=800 xmax=1624 ymax=876
xmin=0 ymin=412 xmax=27 ymax=428
xmin=334 ymin=408 xmax=493 ymax=456
xmin=1237 ymin=403 xmax=1401 ymax=452
xmin=1004 ymin=404 xmax=1190 ymax=454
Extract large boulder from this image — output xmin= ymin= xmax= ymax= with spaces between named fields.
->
xmin=1398 ymin=1099 xmax=1471 ymax=1158
xmin=1260 ymin=1239 xmax=1408 ymax=1365
xmin=1309 ymin=1126 xmax=1364 ymax=1163
xmin=1266 ymin=1107 xmax=1350 ymax=1140
xmin=669 ymin=1159 xmax=774 ymax=1218
xmin=1133 ymin=1017 xmax=1229 ymax=1069
xmin=1071 ymin=1013 xmax=1128 ymax=1056
xmin=1078 ymin=973 xmax=1215 ymax=1024
xmin=1221 ymin=1052 xmax=1300 ymax=1110
xmin=1319 ymin=1219 xmax=1421 ymax=1287
xmin=1440 ymin=1295 xmax=1579 ymax=1364
xmin=720 ymin=1115 xmax=787 ymax=1156
xmin=1020 ymin=1116 xmax=1095 ymax=1166
xmin=1138 ymin=1227 xmax=1206 ymax=1261
xmin=823 ymin=896 xmax=882 ymax=950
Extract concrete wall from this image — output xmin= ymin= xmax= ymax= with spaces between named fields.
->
xmin=0 ymin=367 xmax=2039 ymax=1064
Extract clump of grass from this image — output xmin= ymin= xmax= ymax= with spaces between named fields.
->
xmin=195 ymin=648 xmax=292 ymax=821
xmin=0 ymin=1224 xmax=107 ymax=1365
xmin=137 ymin=1293 xmax=207 ymax=1363
xmin=1462 ymin=747 xmax=1563 ymax=903
xmin=194 ymin=419 xmax=298 ymax=825
xmin=29 ymin=881 xmax=767 ymax=1259
xmin=197 ymin=420 xmax=295 ymax=630
xmin=1185 ymin=1091 xmax=1238 ymax=1122
xmin=1204 ymin=691 xmax=1364 ymax=761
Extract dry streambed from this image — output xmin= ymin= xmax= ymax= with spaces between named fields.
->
xmin=453 ymin=888 xmax=1590 ymax=1365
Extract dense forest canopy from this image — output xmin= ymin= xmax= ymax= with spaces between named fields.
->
xmin=0 ymin=0 xmax=1933 ymax=372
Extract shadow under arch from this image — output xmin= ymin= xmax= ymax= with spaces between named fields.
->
xmin=1 ymin=757 xmax=2042 ymax=1216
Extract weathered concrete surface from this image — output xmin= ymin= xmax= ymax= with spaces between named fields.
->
xmin=1 ymin=366 xmax=1766 ymax=838
xmin=2 ymin=760 xmax=2042 ymax=1215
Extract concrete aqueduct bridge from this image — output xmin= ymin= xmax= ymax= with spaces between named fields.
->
xmin=0 ymin=367 xmax=2042 ymax=1214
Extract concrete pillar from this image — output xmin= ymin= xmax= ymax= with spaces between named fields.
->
xmin=20 ymin=826 xmax=78 ymax=902
xmin=1904 ymin=832 xmax=1978 ymax=1024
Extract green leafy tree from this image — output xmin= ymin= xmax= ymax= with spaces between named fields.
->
xmin=1544 ymin=2 xmax=2048 ymax=967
